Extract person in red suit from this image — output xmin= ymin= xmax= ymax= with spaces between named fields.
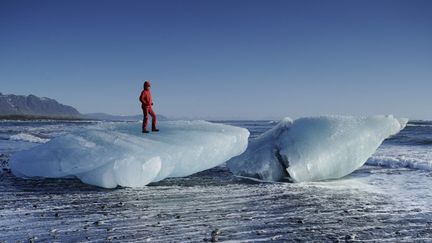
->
xmin=139 ymin=80 xmax=159 ymax=133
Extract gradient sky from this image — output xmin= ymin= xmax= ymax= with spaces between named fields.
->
xmin=1 ymin=0 xmax=431 ymax=119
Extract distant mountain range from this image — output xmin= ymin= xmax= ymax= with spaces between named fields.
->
xmin=0 ymin=93 xmax=81 ymax=119
xmin=0 ymin=93 xmax=168 ymax=121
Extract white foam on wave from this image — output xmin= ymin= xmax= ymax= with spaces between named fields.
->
xmin=368 ymin=144 xmax=432 ymax=171
xmin=9 ymin=133 xmax=50 ymax=144
xmin=10 ymin=121 xmax=249 ymax=188
xmin=368 ymin=156 xmax=432 ymax=171
xmin=407 ymin=124 xmax=432 ymax=127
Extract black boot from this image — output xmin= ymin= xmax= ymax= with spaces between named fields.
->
xmin=142 ymin=130 xmax=149 ymax=133
xmin=152 ymin=128 xmax=159 ymax=132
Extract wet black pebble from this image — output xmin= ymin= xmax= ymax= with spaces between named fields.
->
xmin=94 ymin=220 xmax=105 ymax=226
xmin=28 ymin=236 xmax=38 ymax=243
xmin=345 ymin=234 xmax=356 ymax=241
xmin=211 ymin=228 xmax=220 ymax=242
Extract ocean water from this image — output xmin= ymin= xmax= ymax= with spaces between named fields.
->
xmin=0 ymin=119 xmax=431 ymax=241
xmin=0 ymin=120 xmax=99 ymax=154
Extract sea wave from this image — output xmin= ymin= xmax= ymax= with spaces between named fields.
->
xmin=407 ymin=124 xmax=432 ymax=128
xmin=386 ymin=135 xmax=432 ymax=146
xmin=367 ymin=155 xmax=432 ymax=171
xmin=9 ymin=133 xmax=50 ymax=143
xmin=408 ymin=120 xmax=432 ymax=126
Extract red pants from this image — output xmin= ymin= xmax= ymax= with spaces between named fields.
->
xmin=142 ymin=106 xmax=157 ymax=131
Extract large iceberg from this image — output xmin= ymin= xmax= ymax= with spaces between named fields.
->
xmin=227 ymin=115 xmax=408 ymax=182
xmin=10 ymin=121 xmax=249 ymax=188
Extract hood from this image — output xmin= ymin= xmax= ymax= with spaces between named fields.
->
xmin=144 ymin=81 xmax=151 ymax=88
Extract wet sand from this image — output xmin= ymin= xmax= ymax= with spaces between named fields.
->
xmin=1 ymin=165 xmax=431 ymax=242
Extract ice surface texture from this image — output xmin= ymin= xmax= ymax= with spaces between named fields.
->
xmin=227 ymin=115 xmax=408 ymax=182
xmin=10 ymin=121 xmax=249 ymax=188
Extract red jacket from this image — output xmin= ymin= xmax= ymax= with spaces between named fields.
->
xmin=139 ymin=89 xmax=153 ymax=107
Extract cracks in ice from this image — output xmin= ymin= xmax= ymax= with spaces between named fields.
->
xmin=275 ymin=147 xmax=293 ymax=182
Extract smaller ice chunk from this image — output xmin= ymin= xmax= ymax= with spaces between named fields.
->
xmin=10 ymin=121 xmax=249 ymax=188
xmin=227 ymin=115 xmax=407 ymax=182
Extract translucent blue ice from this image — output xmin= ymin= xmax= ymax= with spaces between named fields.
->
xmin=227 ymin=115 xmax=408 ymax=182
xmin=10 ymin=121 xmax=249 ymax=188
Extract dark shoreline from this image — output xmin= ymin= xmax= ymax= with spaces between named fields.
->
xmin=1 ymin=166 xmax=431 ymax=242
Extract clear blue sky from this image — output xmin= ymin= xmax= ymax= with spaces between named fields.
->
xmin=1 ymin=0 xmax=431 ymax=120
